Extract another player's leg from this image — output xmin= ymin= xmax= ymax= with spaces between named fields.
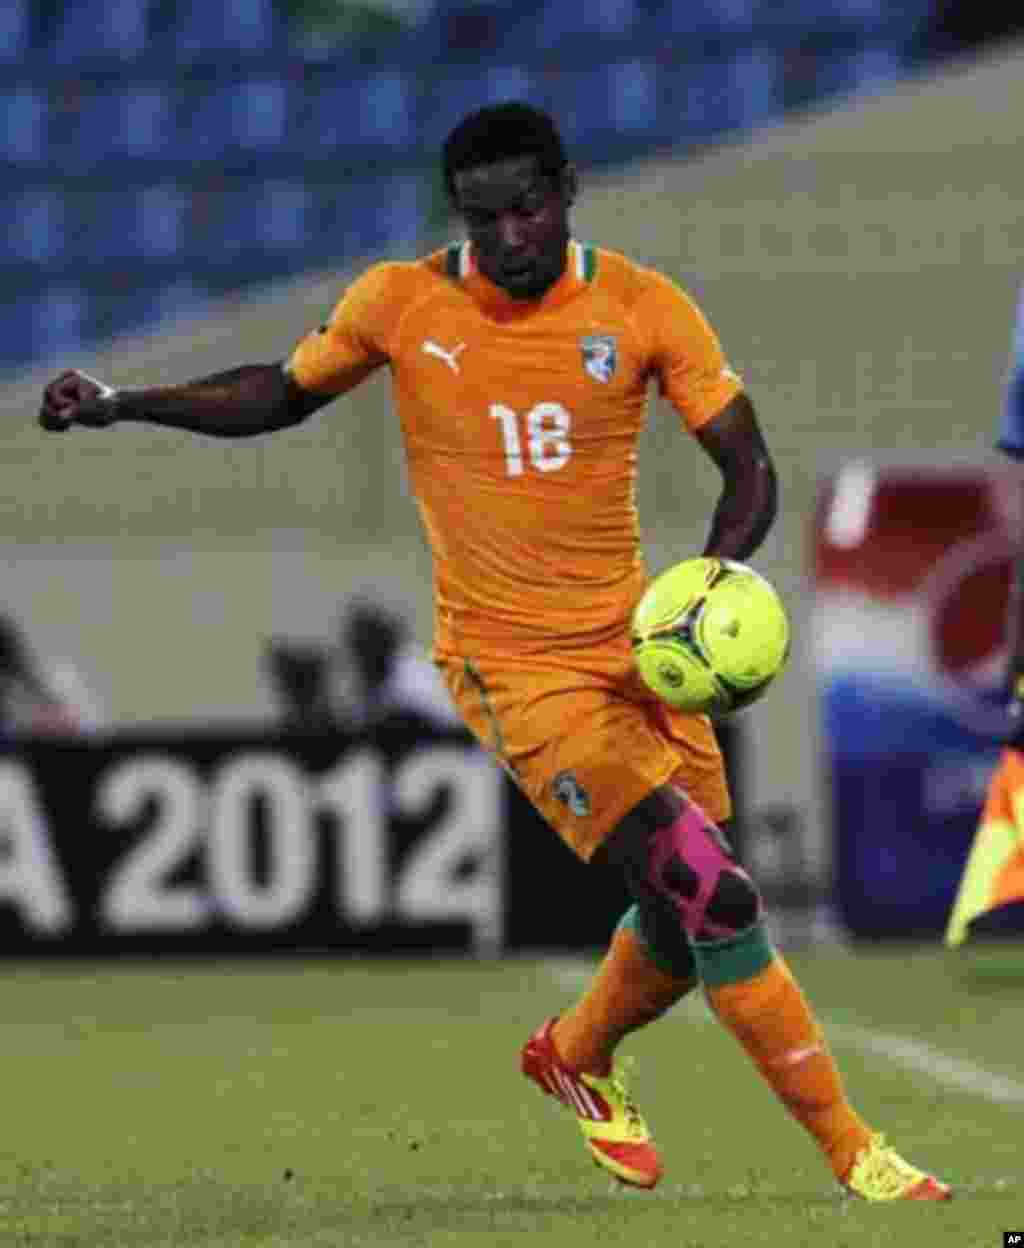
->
xmin=521 ymin=900 xmax=697 ymax=1187
xmin=601 ymin=784 xmax=952 ymax=1201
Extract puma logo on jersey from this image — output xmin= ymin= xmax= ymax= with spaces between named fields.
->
xmin=422 ymin=340 xmax=467 ymax=374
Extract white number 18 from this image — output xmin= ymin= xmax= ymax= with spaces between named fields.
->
xmin=490 ymin=402 xmax=572 ymax=477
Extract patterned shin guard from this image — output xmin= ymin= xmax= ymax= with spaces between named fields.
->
xmin=642 ymin=801 xmax=763 ymax=941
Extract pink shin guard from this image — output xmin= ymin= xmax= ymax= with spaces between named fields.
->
xmin=646 ymin=803 xmax=763 ymax=941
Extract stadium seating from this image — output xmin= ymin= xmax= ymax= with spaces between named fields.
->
xmin=531 ymin=0 xmax=638 ymax=48
xmin=294 ymin=72 xmax=416 ymax=161
xmin=27 ymin=287 xmax=88 ymax=363
xmin=169 ymin=0 xmax=283 ymax=61
xmin=0 ymin=190 xmax=66 ymax=271
xmin=180 ymin=78 xmax=290 ymax=164
xmin=55 ymin=84 xmax=177 ymax=171
xmin=98 ymin=277 xmax=209 ymax=346
xmin=49 ymin=0 xmax=153 ymax=66
xmin=0 ymin=0 xmax=953 ymax=374
xmin=811 ymin=41 xmax=906 ymax=103
xmin=639 ymin=0 xmax=756 ymax=44
xmin=417 ymin=65 xmax=536 ymax=150
xmin=313 ymin=174 xmax=426 ymax=262
xmin=0 ymin=0 xmax=30 ymax=63
xmin=665 ymin=47 xmax=780 ymax=146
xmin=0 ymin=89 xmax=47 ymax=167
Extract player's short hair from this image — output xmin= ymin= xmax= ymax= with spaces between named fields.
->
xmin=442 ymin=102 xmax=568 ymax=199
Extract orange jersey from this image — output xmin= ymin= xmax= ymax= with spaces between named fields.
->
xmin=287 ymin=240 xmax=742 ymax=656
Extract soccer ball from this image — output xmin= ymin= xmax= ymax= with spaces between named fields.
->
xmin=630 ymin=557 xmax=790 ymax=714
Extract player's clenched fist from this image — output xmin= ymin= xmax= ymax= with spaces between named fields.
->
xmin=39 ymin=369 xmax=119 ymax=432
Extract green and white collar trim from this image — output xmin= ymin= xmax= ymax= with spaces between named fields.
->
xmin=446 ymin=239 xmax=597 ymax=283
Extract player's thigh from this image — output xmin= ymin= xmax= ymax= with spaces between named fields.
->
xmin=440 ymin=654 xmax=699 ymax=861
xmin=657 ymin=703 xmax=732 ymax=825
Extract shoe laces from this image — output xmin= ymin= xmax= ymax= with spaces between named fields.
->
xmin=851 ymin=1134 xmax=924 ymax=1198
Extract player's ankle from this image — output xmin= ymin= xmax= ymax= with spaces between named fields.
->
xmin=550 ymin=1020 xmax=614 ymax=1076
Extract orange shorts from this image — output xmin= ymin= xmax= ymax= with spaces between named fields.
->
xmin=436 ymin=639 xmax=731 ymax=861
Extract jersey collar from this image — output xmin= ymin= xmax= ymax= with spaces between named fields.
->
xmin=448 ymin=239 xmax=597 ymax=319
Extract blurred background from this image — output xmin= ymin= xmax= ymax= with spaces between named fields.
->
xmin=1 ymin=0 xmax=1023 ymax=958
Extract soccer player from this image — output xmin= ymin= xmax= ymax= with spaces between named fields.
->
xmin=947 ymin=283 xmax=1024 ymax=946
xmin=39 ymin=103 xmax=949 ymax=1202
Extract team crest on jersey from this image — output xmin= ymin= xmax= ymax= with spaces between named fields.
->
xmin=580 ymin=334 xmax=617 ymax=384
xmin=553 ymin=770 xmax=592 ymax=817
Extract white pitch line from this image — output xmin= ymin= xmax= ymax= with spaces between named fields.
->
xmin=543 ymin=958 xmax=1024 ymax=1109
xmin=827 ymin=1023 xmax=1024 ymax=1108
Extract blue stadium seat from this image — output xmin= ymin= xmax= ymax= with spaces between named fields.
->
xmin=181 ymin=78 xmax=289 ymax=163
xmin=296 ymin=73 xmax=415 ymax=161
xmin=136 ymin=186 xmax=188 ymax=260
xmin=64 ymin=187 xmax=185 ymax=267
xmin=666 ymin=48 xmax=779 ymax=146
xmin=607 ymin=59 xmax=661 ymax=137
xmin=186 ymin=181 xmax=312 ymax=272
xmin=485 ymin=64 xmax=535 ymax=104
xmin=0 ymin=0 xmax=30 ymax=63
xmin=813 ymin=42 xmax=904 ymax=101
xmin=99 ymin=277 xmax=206 ymax=342
xmin=29 ymin=287 xmax=88 ymax=364
xmin=755 ymin=0 xmax=920 ymax=39
xmin=50 ymin=0 xmax=153 ymax=65
xmin=637 ymin=0 xmax=756 ymax=44
xmin=532 ymin=0 xmax=637 ymax=48
xmin=171 ymin=0 xmax=282 ymax=60
xmin=541 ymin=60 xmax=672 ymax=151
xmin=0 ymin=190 xmax=66 ymax=269
xmin=417 ymin=65 xmax=535 ymax=150
xmin=315 ymin=175 xmax=424 ymax=263
xmin=0 ymin=297 xmax=35 ymax=372
xmin=243 ymin=181 xmax=312 ymax=255
xmin=538 ymin=65 xmax=623 ymax=149
xmin=152 ymin=279 xmax=209 ymax=326
xmin=0 ymin=89 xmax=47 ymax=166
xmin=725 ymin=46 xmax=780 ymax=130
xmin=60 ymin=85 xmax=176 ymax=170
xmin=812 ymin=0 xmax=930 ymax=38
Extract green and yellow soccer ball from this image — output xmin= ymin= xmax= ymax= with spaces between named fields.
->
xmin=631 ymin=557 xmax=790 ymax=714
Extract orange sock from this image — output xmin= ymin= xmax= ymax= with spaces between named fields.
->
xmin=706 ymin=955 xmax=872 ymax=1179
xmin=551 ymin=926 xmax=697 ymax=1075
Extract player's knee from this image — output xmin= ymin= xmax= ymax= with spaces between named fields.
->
xmin=601 ymin=784 xmax=762 ymax=939
xmin=702 ymin=867 xmax=760 ymax=933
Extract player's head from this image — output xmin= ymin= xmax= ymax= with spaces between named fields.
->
xmin=443 ymin=102 xmax=577 ymax=301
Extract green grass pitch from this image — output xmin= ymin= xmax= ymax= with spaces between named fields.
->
xmin=0 ymin=944 xmax=1020 ymax=1246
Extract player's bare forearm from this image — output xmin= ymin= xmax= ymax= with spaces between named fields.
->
xmin=40 ymin=363 xmax=331 ymax=437
xmin=695 ymin=393 xmax=778 ymax=560
xmin=111 ymin=364 xmax=327 ymax=436
xmin=702 ymin=468 xmax=777 ymax=560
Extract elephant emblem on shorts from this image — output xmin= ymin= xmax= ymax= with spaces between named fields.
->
xmin=553 ymin=770 xmax=592 ymax=817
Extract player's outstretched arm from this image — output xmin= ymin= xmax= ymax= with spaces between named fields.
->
xmin=39 ymin=363 xmax=333 ymax=438
xmin=695 ymin=392 xmax=778 ymax=561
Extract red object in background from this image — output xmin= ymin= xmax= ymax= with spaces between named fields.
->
xmin=815 ymin=464 xmax=1023 ymax=702
xmin=814 ymin=465 xmax=1020 ymax=598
